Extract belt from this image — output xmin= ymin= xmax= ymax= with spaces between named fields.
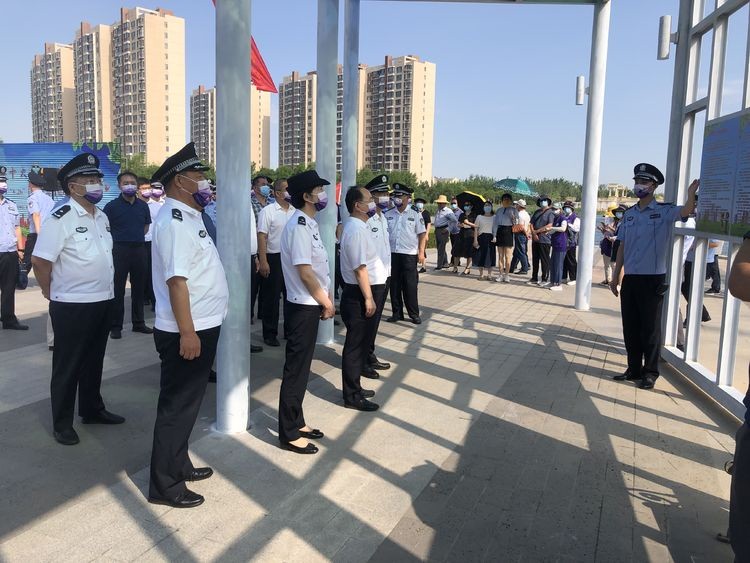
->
xmin=435 ymin=225 xmax=448 ymax=229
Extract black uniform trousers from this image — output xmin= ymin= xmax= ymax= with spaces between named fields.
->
xmin=251 ymin=254 xmax=263 ymax=320
xmin=149 ymin=326 xmax=220 ymax=500
xmin=260 ymin=253 xmax=287 ymax=341
xmin=49 ymin=299 xmax=112 ymax=432
xmin=0 ymin=251 xmax=19 ymax=325
xmin=531 ymin=241 xmax=551 ymax=282
xmin=731 ymin=420 xmax=750 ymax=563
xmin=22 ymin=232 xmax=37 ymax=274
xmin=112 ymin=242 xmax=147 ymax=330
xmin=342 ymin=283 xmax=385 ymax=403
xmin=390 ymin=253 xmax=419 ymax=320
xmin=562 ymin=247 xmax=578 ymax=281
xmin=706 ymin=256 xmax=722 ymax=292
xmin=620 ymin=274 xmax=666 ymax=379
xmin=367 ymin=277 xmax=390 ymax=365
xmin=278 ymin=302 xmax=320 ymax=443
xmin=681 ymin=261 xmax=711 ymax=322
xmin=435 ymin=226 xmax=450 ymax=268
xmin=144 ymin=241 xmax=155 ymax=305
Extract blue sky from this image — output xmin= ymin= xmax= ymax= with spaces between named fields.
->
xmin=1 ymin=1 xmax=748 ymax=185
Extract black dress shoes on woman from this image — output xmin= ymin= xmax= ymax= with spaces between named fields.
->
xmin=299 ymin=428 xmax=324 ymax=440
xmin=54 ymin=428 xmax=80 ymax=445
xmin=148 ymin=489 xmax=205 ymax=509
xmin=186 ymin=467 xmax=214 ymax=482
xmin=81 ymin=409 xmax=125 ymax=424
xmin=280 ymin=441 xmax=319 ymax=454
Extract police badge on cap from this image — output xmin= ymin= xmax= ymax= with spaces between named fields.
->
xmin=633 ymin=163 xmax=665 ymax=185
xmin=57 ymin=153 xmax=104 ymax=191
xmin=0 ymin=165 xmax=7 ymax=182
xmin=365 ymin=174 xmax=390 ymax=193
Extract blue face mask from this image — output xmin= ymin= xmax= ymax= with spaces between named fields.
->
xmin=259 ymin=185 xmax=271 ymax=198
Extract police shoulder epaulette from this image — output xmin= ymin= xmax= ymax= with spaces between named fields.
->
xmin=411 ymin=205 xmax=420 ymax=212
xmin=172 ymin=209 xmax=183 ymax=221
xmin=298 ymin=216 xmax=306 ymax=226
xmin=51 ymin=205 xmax=71 ymax=219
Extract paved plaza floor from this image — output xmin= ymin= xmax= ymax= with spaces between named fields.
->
xmin=0 ymin=251 xmax=741 ymax=562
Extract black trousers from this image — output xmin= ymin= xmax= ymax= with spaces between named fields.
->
xmin=531 ymin=242 xmax=551 ymax=282
xmin=707 ymin=256 xmax=722 ymax=292
xmin=435 ymin=227 xmax=450 ymax=268
xmin=368 ymin=277 xmax=390 ymax=365
xmin=49 ymin=300 xmax=112 ymax=432
xmin=335 ymin=243 xmax=343 ymax=299
xmin=149 ymin=326 xmax=220 ymax=500
xmin=620 ymin=274 xmax=666 ymax=379
xmin=0 ymin=251 xmax=19 ymax=325
xmin=450 ymin=232 xmax=461 ymax=264
xmin=260 ymin=253 xmax=287 ymax=340
xmin=562 ymin=247 xmax=578 ymax=281
xmin=144 ymin=241 xmax=155 ymax=304
xmin=112 ymin=242 xmax=147 ymax=330
xmin=342 ymin=283 xmax=385 ymax=402
xmin=390 ymin=253 xmax=419 ymax=320
xmin=22 ymin=232 xmax=37 ymax=273
xmin=731 ymin=422 xmax=750 ymax=563
xmin=279 ymin=302 xmax=320 ymax=443
xmin=251 ymin=254 xmax=263 ymax=320
xmin=681 ymin=261 xmax=711 ymax=322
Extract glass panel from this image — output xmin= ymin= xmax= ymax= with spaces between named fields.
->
xmin=696 ymin=29 xmax=714 ymax=100
xmin=720 ymin=4 xmax=749 ymax=117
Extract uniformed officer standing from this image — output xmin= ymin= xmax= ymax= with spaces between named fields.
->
xmin=339 ymin=186 xmax=385 ymax=412
xmin=363 ymin=175 xmax=393 ymax=378
xmin=384 ymin=183 xmax=426 ymax=324
xmin=104 ymin=171 xmax=153 ymax=339
xmin=24 ymin=170 xmax=54 ymax=274
xmin=140 ymin=180 xmax=164 ymax=310
xmin=278 ymin=170 xmax=334 ymax=455
xmin=0 ymin=166 xmax=28 ymax=330
xmin=31 ymin=153 xmax=124 ymax=445
xmin=610 ymin=163 xmax=698 ymax=390
xmin=147 ymin=142 xmax=228 ymax=508
xmin=258 ymin=178 xmax=295 ymax=346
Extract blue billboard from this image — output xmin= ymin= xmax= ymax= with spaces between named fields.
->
xmin=0 ymin=142 xmax=122 ymax=220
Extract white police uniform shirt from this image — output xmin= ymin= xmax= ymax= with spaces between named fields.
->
xmin=32 ymin=198 xmax=114 ymax=303
xmin=281 ymin=209 xmax=330 ymax=306
xmin=151 ymin=198 xmax=228 ymax=332
xmin=367 ymin=211 xmax=391 ymax=277
xmin=27 ymin=190 xmax=54 ymax=234
xmin=144 ymin=199 xmax=163 ymax=242
xmin=617 ymin=200 xmax=685 ymax=275
xmin=0 ymin=197 xmax=20 ymax=252
xmin=384 ymin=205 xmax=426 ymax=255
xmin=340 ymin=217 xmax=388 ymax=286
xmin=257 ymin=201 xmax=295 ymax=254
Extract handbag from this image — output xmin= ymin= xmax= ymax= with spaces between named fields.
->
xmin=512 ymin=223 xmax=525 ymax=234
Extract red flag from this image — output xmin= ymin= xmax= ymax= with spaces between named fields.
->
xmin=211 ymin=0 xmax=277 ymax=93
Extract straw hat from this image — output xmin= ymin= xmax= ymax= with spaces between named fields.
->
xmin=434 ymin=195 xmax=450 ymax=204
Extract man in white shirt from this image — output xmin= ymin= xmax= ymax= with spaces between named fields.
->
xmin=24 ymin=171 xmax=54 ymax=274
xmin=339 ymin=186 xmax=385 ymax=412
xmin=258 ymin=178 xmax=295 ymax=347
xmin=147 ymin=143 xmax=229 ymax=509
xmin=561 ymin=200 xmax=581 ymax=285
xmin=510 ymin=199 xmax=531 ymax=274
xmin=31 ymin=153 xmax=124 ymax=446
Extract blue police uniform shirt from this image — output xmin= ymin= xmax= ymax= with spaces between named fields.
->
xmin=27 ymin=190 xmax=55 ymax=234
xmin=618 ymin=200 xmax=685 ymax=275
xmin=0 ymin=197 xmax=20 ymax=252
xmin=102 ymin=194 xmax=152 ymax=243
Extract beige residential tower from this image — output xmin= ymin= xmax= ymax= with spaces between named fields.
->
xmin=30 ymin=43 xmax=77 ymax=143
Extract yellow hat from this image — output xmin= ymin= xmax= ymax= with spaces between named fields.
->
xmin=434 ymin=195 xmax=450 ymax=204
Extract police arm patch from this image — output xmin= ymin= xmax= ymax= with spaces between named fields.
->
xmin=172 ymin=209 xmax=183 ymax=221
xmin=298 ymin=216 xmax=306 ymax=226
xmin=52 ymin=205 xmax=71 ymax=219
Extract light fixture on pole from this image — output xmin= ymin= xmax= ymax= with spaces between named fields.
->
xmin=658 ymin=15 xmax=677 ymax=60
xmin=576 ymin=75 xmax=588 ymax=106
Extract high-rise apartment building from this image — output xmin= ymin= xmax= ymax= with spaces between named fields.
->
xmin=30 ymin=43 xmax=76 ymax=143
xmin=111 ymin=7 xmax=185 ymax=165
xmin=73 ymin=22 xmax=114 ymax=144
xmin=190 ymin=84 xmax=271 ymax=169
xmin=278 ymin=65 xmax=367 ymax=174
xmin=278 ymin=56 xmax=434 ymax=183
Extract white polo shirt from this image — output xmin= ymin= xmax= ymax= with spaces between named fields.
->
xmin=32 ymin=198 xmax=115 ymax=303
xmin=145 ymin=199 xmax=164 ymax=242
xmin=340 ymin=216 xmax=388 ymax=286
xmin=257 ymin=201 xmax=295 ymax=254
xmin=367 ymin=211 xmax=391 ymax=277
xmin=384 ymin=205 xmax=426 ymax=255
xmin=151 ymin=198 xmax=229 ymax=332
xmin=281 ymin=209 xmax=330 ymax=305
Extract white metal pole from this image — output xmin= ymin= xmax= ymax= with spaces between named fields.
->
xmin=316 ymin=0 xmax=339 ymax=344
xmin=575 ymin=0 xmax=611 ymax=311
xmin=341 ymin=0 xmax=361 ymax=224
xmin=215 ymin=0 xmax=251 ymax=433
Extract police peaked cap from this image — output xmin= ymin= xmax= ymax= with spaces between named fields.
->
xmin=151 ymin=142 xmax=210 ymax=186
xmin=28 ymin=171 xmax=46 ymax=188
xmin=286 ymin=170 xmax=330 ymax=196
xmin=365 ymin=174 xmax=390 ymax=193
xmin=633 ymin=163 xmax=664 ymax=185
xmin=0 ymin=165 xmax=6 ymax=182
xmin=391 ymin=183 xmax=412 ymax=195
xmin=57 ymin=153 xmax=103 ymax=189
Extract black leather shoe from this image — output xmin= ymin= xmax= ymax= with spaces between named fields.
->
xmin=81 ymin=410 xmax=125 ymax=425
xmin=410 ymin=316 xmax=422 ymax=325
xmin=639 ymin=376 xmax=656 ymax=390
xmin=208 ymin=369 xmax=217 ymax=382
xmin=251 ymin=344 xmax=263 ymax=353
xmin=54 ymin=428 xmax=80 ymax=445
xmin=613 ymin=369 xmax=641 ymax=381
xmin=361 ymin=369 xmax=380 ymax=380
xmin=361 ymin=389 xmax=375 ymax=399
xmin=3 ymin=322 xmax=29 ymax=330
xmin=186 ymin=467 xmax=214 ymax=482
xmin=110 ymin=329 xmax=122 ymax=340
xmin=345 ymin=398 xmax=380 ymax=412
xmin=299 ymin=428 xmax=324 ymax=440
xmin=280 ymin=441 xmax=319 ymax=454
xmin=386 ymin=316 xmax=403 ymax=323
xmin=369 ymin=360 xmax=391 ymax=370
xmin=418 ymin=267 xmax=426 ymax=273
xmin=264 ymin=337 xmax=280 ymax=347
xmin=148 ymin=489 xmax=205 ymax=509
xmin=133 ymin=325 xmax=154 ymax=334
